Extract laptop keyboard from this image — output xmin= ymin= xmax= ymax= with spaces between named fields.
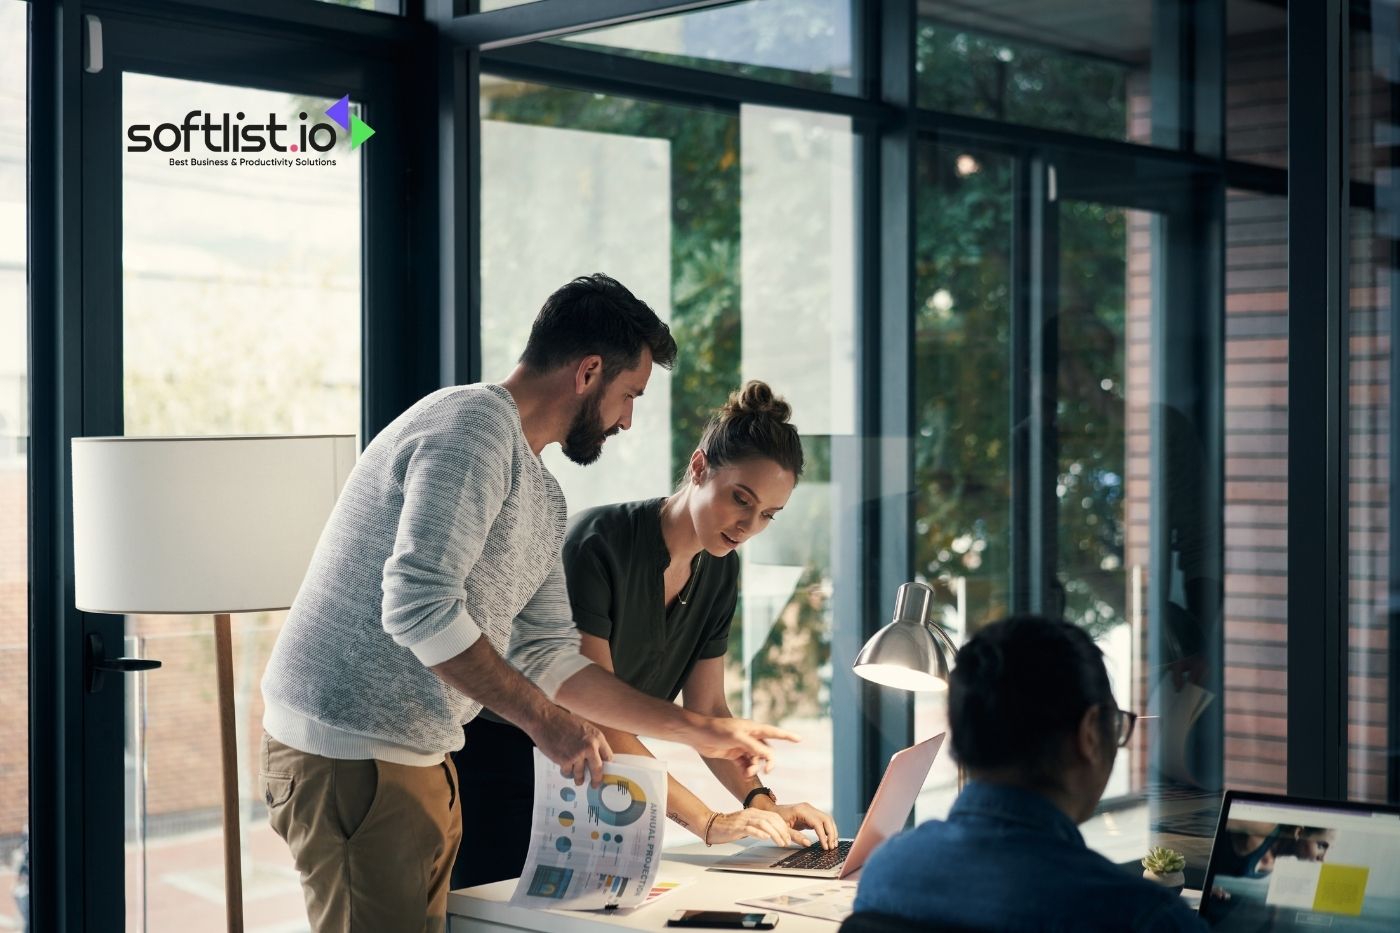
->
xmin=772 ymin=840 xmax=853 ymax=871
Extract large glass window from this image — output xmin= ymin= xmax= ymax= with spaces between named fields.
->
xmin=478 ymin=77 xmax=856 ymax=838
xmin=0 ymin=3 xmax=26 ymax=929
xmin=910 ymin=142 xmax=1014 ymax=822
xmin=916 ymin=1 xmax=1194 ymax=147
xmin=480 ymin=0 xmax=859 ymax=93
xmin=1347 ymin=1 xmax=1398 ymax=803
xmin=907 ymin=144 xmax=1290 ymax=873
xmin=121 ymin=74 xmax=361 ymax=931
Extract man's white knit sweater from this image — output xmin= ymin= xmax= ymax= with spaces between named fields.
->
xmin=261 ymin=384 xmax=593 ymax=765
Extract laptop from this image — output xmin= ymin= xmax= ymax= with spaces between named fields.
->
xmin=708 ymin=732 xmax=945 ymax=879
xmin=1198 ymin=789 xmax=1400 ymax=930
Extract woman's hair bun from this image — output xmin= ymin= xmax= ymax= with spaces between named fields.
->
xmin=723 ymin=380 xmax=792 ymax=423
xmin=694 ymin=380 xmax=804 ymax=481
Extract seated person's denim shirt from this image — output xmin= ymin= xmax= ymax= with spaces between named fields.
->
xmin=854 ymin=781 xmax=1207 ymax=932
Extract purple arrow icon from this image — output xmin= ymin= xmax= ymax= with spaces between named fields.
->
xmin=325 ymin=95 xmax=351 ymax=131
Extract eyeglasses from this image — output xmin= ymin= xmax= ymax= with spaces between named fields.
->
xmin=1114 ymin=708 xmax=1139 ymax=748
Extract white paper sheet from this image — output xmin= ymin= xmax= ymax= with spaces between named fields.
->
xmin=510 ymin=750 xmax=668 ymax=911
xmin=738 ymin=880 xmax=860 ymax=922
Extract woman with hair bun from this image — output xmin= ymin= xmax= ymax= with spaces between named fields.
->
xmin=454 ymin=380 xmax=837 ymax=889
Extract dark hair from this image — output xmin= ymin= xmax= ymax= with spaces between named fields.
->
xmin=519 ymin=274 xmax=678 ymax=378
xmin=693 ymin=381 xmax=804 ymax=481
xmin=948 ymin=615 xmax=1116 ymax=788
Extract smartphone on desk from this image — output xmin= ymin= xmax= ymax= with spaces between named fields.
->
xmin=667 ymin=909 xmax=779 ymax=929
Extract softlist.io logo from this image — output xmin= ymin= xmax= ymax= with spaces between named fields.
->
xmin=127 ymin=94 xmax=374 ymax=169
xmin=325 ymin=94 xmax=375 ymax=150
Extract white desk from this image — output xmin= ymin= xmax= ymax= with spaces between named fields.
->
xmin=448 ymin=844 xmax=849 ymax=933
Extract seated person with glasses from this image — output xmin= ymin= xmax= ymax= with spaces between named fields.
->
xmin=853 ymin=615 xmax=1206 ymax=932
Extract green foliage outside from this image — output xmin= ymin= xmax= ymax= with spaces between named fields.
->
xmin=480 ymin=19 xmax=1139 ymax=716
xmin=914 ymin=25 xmax=1132 ymax=640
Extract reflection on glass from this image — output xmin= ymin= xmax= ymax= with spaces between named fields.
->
xmin=912 ymin=144 xmax=1014 ymax=823
xmin=1225 ymin=0 xmax=1287 ymax=168
xmin=480 ymin=77 xmax=854 ymax=830
xmin=1057 ymin=200 xmax=1129 ymax=640
xmin=1057 ymin=199 xmax=1137 ymax=819
xmin=907 ymin=148 xmax=1272 ymax=869
xmin=121 ymin=74 xmax=362 ymax=931
xmin=0 ymin=4 xmax=26 ymax=930
xmin=1221 ymin=190 xmax=1288 ymax=796
xmin=558 ymin=0 xmax=857 ymax=93
xmin=916 ymin=6 xmax=1133 ymax=142
xmin=1346 ymin=5 xmax=1396 ymax=803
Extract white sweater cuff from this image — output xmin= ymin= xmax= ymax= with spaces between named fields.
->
xmin=532 ymin=653 xmax=594 ymax=701
xmin=407 ymin=612 xmax=483 ymax=667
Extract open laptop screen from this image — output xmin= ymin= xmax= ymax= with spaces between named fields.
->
xmin=1199 ymin=791 xmax=1400 ymax=931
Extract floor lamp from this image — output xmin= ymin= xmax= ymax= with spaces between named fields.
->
xmin=71 ymin=434 xmax=355 ymax=933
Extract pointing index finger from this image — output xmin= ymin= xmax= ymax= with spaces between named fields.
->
xmin=751 ymin=725 xmax=801 ymax=743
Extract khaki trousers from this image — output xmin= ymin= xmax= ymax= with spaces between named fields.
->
xmin=259 ymin=734 xmax=462 ymax=933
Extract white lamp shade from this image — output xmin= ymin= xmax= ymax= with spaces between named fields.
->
xmin=72 ymin=435 xmax=356 ymax=614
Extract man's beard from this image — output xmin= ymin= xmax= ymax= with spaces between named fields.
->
xmin=561 ymin=390 xmax=619 ymax=466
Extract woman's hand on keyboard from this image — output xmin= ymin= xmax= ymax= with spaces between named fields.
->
xmin=774 ymin=802 xmax=839 ymax=850
xmin=706 ymin=808 xmax=809 ymax=847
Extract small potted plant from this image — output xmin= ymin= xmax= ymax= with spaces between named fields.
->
xmin=1141 ymin=846 xmax=1187 ymax=893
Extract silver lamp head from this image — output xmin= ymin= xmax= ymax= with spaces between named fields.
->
xmin=852 ymin=582 xmax=959 ymax=692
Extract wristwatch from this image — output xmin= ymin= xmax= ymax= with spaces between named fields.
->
xmin=743 ymin=786 xmax=777 ymax=809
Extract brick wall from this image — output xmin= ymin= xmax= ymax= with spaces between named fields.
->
xmin=0 ymin=466 xmax=28 ymax=841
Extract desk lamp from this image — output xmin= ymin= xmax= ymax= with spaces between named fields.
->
xmin=852 ymin=581 xmax=959 ymax=691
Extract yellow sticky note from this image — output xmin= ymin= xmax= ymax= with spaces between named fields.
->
xmin=1311 ymin=863 xmax=1369 ymax=916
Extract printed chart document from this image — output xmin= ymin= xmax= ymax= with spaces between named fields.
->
xmin=510 ymin=750 xmax=668 ymax=911
xmin=739 ymin=880 xmax=859 ymax=922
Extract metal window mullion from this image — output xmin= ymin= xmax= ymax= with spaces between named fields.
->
xmin=912 ymin=108 xmax=1217 ymax=173
xmin=28 ymin=2 xmax=89 ymax=929
xmin=443 ymin=0 xmax=740 ymax=51
xmin=1286 ymin=0 xmax=1348 ymax=800
xmin=479 ymin=42 xmax=886 ymax=121
xmin=1028 ymin=157 xmax=1060 ymax=616
xmin=77 ymin=51 xmax=129 ymax=928
xmin=1191 ymin=0 xmax=1225 ymax=158
xmin=831 ymin=0 xmax=888 ymax=833
xmin=870 ymin=0 xmax=916 ymax=821
xmin=436 ymin=42 xmax=478 ymax=387
xmin=1010 ymin=157 xmax=1032 ymax=614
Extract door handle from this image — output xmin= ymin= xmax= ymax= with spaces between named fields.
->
xmin=86 ymin=632 xmax=162 ymax=693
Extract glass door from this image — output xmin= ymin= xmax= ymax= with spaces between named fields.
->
xmin=75 ymin=10 xmax=411 ymax=929
xmin=118 ymin=73 xmax=363 ymax=932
